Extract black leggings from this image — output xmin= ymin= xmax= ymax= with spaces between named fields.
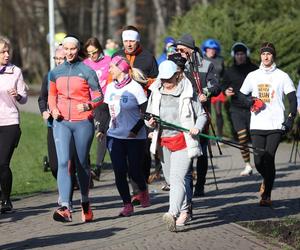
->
xmin=0 ymin=125 xmax=21 ymax=201
xmin=251 ymin=131 xmax=282 ymax=198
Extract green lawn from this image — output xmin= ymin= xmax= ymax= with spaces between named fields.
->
xmin=10 ymin=112 xmax=105 ymax=197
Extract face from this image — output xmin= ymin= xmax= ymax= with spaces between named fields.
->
xmin=261 ymin=52 xmax=274 ymax=67
xmin=234 ymin=51 xmax=247 ymax=65
xmin=86 ymin=45 xmax=100 ymax=62
xmin=109 ymin=63 xmax=123 ymax=80
xmin=0 ymin=43 xmax=10 ymax=66
xmin=54 ymin=50 xmax=65 ymax=66
xmin=63 ymin=42 xmax=79 ymax=62
xmin=176 ymin=45 xmax=193 ymax=59
xmin=123 ymin=40 xmax=138 ymax=53
xmin=205 ymin=48 xmax=217 ymax=58
xmin=161 ymin=74 xmax=177 ymax=90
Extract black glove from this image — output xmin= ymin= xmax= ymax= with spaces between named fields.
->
xmin=281 ymin=113 xmax=295 ymax=134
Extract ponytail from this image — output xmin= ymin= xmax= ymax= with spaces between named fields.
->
xmin=130 ymin=67 xmax=148 ymax=86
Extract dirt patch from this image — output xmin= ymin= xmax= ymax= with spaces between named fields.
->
xmin=239 ymin=217 xmax=300 ymax=249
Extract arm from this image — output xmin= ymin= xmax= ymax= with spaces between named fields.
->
xmin=129 ymin=101 xmax=148 ymax=137
xmin=38 ymin=74 xmax=49 ymax=114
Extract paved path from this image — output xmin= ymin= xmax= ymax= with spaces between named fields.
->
xmin=0 ymin=142 xmax=299 ymax=250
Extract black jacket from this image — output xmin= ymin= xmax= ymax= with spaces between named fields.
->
xmin=222 ymin=60 xmax=258 ymax=111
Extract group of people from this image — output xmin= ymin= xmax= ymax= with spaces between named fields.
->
xmin=0 ymin=26 xmax=298 ymax=233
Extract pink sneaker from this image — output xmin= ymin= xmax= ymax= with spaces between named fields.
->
xmin=139 ymin=190 xmax=150 ymax=208
xmin=119 ymin=203 xmax=134 ymax=217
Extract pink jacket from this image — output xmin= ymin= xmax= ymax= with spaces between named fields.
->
xmin=0 ymin=64 xmax=28 ymax=126
xmin=83 ymin=55 xmax=111 ymax=95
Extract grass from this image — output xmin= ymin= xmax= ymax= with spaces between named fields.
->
xmin=10 ymin=112 xmax=108 ymax=197
xmin=239 ymin=217 xmax=300 ymax=249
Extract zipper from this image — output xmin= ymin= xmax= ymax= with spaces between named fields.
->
xmin=67 ymin=63 xmax=72 ymax=120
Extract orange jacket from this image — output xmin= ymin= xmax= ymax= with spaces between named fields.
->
xmin=48 ymin=60 xmax=103 ymax=121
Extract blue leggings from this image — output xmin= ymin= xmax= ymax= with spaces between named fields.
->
xmin=107 ymin=137 xmax=146 ymax=204
xmin=53 ymin=119 xmax=94 ymax=207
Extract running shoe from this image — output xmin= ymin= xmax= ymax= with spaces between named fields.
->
xmin=259 ymin=197 xmax=272 ymax=207
xmin=176 ymin=212 xmax=191 ymax=227
xmin=162 ymin=212 xmax=176 ymax=232
xmin=240 ymin=163 xmax=253 ymax=176
xmin=139 ymin=190 xmax=150 ymax=208
xmin=1 ymin=199 xmax=13 ymax=214
xmin=53 ymin=206 xmax=72 ymax=222
xmin=161 ymin=184 xmax=170 ymax=191
xmin=119 ymin=203 xmax=134 ymax=217
xmin=131 ymin=194 xmax=140 ymax=206
xmin=81 ymin=202 xmax=93 ymax=222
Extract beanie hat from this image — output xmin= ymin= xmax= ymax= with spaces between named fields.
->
xmin=111 ymin=56 xmax=131 ymax=73
xmin=157 ymin=60 xmax=178 ymax=79
xmin=260 ymin=42 xmax=276 ymax=58
xmin=176 ymin=34 xmax=195 ymax=49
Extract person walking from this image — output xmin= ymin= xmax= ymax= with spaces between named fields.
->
xmin=146 ymin=60 xmax=207 ymax=232
xmin=0 ymin=36 xmax=28 ymax=213
xmin=48 ymin=35 xmax=103 ymax=222
xmin=223 ymin=42 xmax=258 ymax=176
xmin=240 ymin=42 xmax=297 ymax=206
xmin=201 ymin=39 xmax=225 ymax=138
xmin=156 ymin=36 xmax=176 ymax=65
xmin=99 ymin=55 xmax=150 ymax=217
xmin=83 ymin=37 xmax=111 ymax=181
xmin=175 ymin=34 xmax=220 ymax=198
xmin=113 ymin=25 xmax=158 ymax=204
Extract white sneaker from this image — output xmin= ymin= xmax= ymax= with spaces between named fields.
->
xmin=240 ymin=164 xmax=253 ymax=176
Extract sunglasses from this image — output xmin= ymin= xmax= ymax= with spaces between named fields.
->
xmin=87 ymin=48 xmax=99 ymax=56
xmin=175 ymin=48 xmax=187 ymax=53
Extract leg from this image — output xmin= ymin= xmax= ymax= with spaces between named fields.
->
xmin=168 ymin=149 xmax=191 ymax=216
xmin=263 ymin=132 xmax=281 ymax=198
xmin=0 ymin=125 xmax=21 ymax=204
xmin=72 ymin=120 xmax=94 ymax=202
xmin=215 ymin=101 xmax=224 ymax=137
xmin=107 ymin=137 xmax=131 ymax=204
xmin=194 ymin=139 xmax=208 ymax=196
xmin=47 ymin=127 xmax=58 ymax=179
xmin=53 ymin=120 xmax=72 ymax=208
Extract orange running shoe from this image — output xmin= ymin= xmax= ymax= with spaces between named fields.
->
xmin=53 ymin=206 xmax=72 ymax=222
xmin=81 ymin=202 xmax=93 ymax=222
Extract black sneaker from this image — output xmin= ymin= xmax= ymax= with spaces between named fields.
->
xmin=91 ymin=167 xmax=101 ymax=181
xmin=1 ymin=199 xmax=13 ymax=214
xmin=193 ymin=188 xmax=204 ymax=197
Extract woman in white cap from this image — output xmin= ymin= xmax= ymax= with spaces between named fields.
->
xmin=145 ymin=60 xmax=207 ymax=232
xmin=48 ymin=35 xmax=103 ymax=223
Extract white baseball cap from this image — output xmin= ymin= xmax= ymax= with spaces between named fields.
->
xmin=157 ymin=60 xmax=178 ymax=79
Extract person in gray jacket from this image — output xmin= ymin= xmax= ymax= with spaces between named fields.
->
xmin=145 ymin=60 xmax=207 ymax=232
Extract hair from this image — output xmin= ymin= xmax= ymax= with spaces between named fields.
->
xmin=83 ymin=37 xmax=103 ymax=56
xmin=260 ymin=42 xmax=276 ymax=58
xmin=0 ymin=35 xmax=11 ymax=50
xmin=131 ymin=68 xmax=148 ymax=86
xmin=122 ymin=25 xmax=140 ymax=33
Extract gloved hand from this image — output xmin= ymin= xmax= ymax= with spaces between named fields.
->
xmin=251 ymin=97 xmax=265 ymax=113
xmin=281 ymin=113 xmax=295 ymax=134
xmin=202 ymin=87 xmax=211 ymax=98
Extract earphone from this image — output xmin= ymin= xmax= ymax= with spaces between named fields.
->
xmin=231 ymin=42 xmax=250 ymax=57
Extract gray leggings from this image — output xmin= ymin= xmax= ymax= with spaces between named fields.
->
xmin=160 ymin=146 xmax=191 ymax=216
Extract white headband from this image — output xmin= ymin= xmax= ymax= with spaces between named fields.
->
xmin=122 ymin=30 xmax=140 ymax=42
xmin=62 ymin=37 xmax=80 ymax=48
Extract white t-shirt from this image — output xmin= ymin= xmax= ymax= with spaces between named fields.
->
xmin=240 ymin=66 xmax=295 ymax=130
xmin=104 ymin=80 xmax=147 ymax=139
